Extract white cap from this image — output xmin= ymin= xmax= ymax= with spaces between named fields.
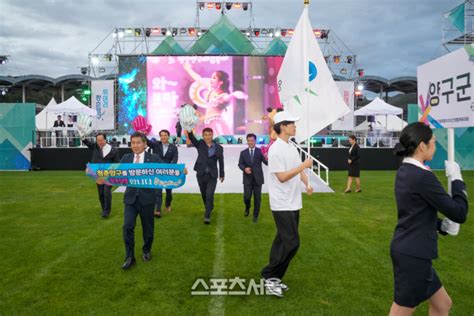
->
xmin=273 ymin=111 xmax=300 ymax=124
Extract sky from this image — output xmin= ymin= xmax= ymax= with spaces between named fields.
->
xmin=0 ymin=0 xmax=464 ymax=79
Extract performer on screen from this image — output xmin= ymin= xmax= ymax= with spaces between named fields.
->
xmin=183 ymin=62 xmax=247 ymax=136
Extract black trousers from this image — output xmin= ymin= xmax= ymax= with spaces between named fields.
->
xmin=97 ymin=184 xmax=112 ymax=215
xmin=244 ymin=179 xmax=262 ymax=219
xmin=123 ymin=200 xmax=154 ymax=259
xmin=261 ymin=210 xmax=300 ymax=280
xmin=197 ymin=173 xmax=217 ymax=219
xmin=156 ymin=188 xmax=172 ymax=211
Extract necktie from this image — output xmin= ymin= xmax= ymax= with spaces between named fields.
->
xmin=134 ymin=154 xmax=140 ymax=163
xmin=250 ymin=149 xmax=254 ymax=162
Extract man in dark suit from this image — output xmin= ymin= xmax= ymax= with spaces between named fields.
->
xmin=188 ymin=127 xmax=224 ymax=224
xmin=120 ymin=132 xmax=161 ymax=270
xmin=238 ymin=133 xmax=267 ymax=223
xmin=82 ymin=133 xmax=120 ymax=218
xmin=53 ymin=115 xmax=66 ymax=147
xmin=147 ymin=129 xmax=178 ymax=218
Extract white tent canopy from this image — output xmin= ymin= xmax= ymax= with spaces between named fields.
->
xmin=354 ymin=97 xmax=403 ymax=116
xmin=36 ymin=97 xmax=60 ymax=130
xmin=355 ymin=114 xmax=408 ymax=132
xmin=46 ymin=96 xmax=97 ymax=116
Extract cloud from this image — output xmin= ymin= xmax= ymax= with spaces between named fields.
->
xmin=0 ymin=0 xmax=464 ymax=79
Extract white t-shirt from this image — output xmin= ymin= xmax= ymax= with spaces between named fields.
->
xmin=268 ymin=137 xmax=302 ymax=211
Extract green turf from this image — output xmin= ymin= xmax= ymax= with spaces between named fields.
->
xmin=0 ymin=171 xmax=473 ymax=315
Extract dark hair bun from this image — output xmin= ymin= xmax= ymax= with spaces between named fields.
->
xmin=393 ymin=142 xmax=416 ymax=157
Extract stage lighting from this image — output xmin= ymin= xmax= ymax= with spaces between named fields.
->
xmin=253 ymin=28 xmax=260 ymax=37
xmin=280 ymin=29 xmax=287 ymax=37
xmin=268 ymin=28 xmax=274 ymax=37
xmin=0 ymin=88 xmax=8 ymax=96
xmin=104 ymin=54 xmax=112 ymax=62
xmin=188 ymin=28 xmax=196 ymax=36
xmin=227 ymin=137 xmax=233 ymax=144
xmin=233 ymin=2 xmax=242 ymax=9
xmin=112 ymin=29 xmax=118 ymax=38
xmin=172 ymin=28 xmax=178 ymax=37
xmin=0 ymin=56 xmax=9 ymax=64
xmin=287 ymin=29 xmax=294 ymax=36
xmin=199 ymin=2 xmax=205 ymax=10
xmin=179 ymin=28 xmax=187 ymax=35
xmin=242 ymin=2 xmax=249 ymax=10
xmin=355 ymin=90 xmax=362 ymax=96
xmin=324 ymin=56 xmax=330 ymax=63
xmin=215 ymin=2 xmax=222 ymax=10
xmin=152 ymin=28 xmax=160 ymax=35
xmin=161 ymin=28 xmax=168 ymax=36
xmin=91 ymin=56 xmax=99 ymax=66
xmin=80 ymin=67 xmax=88 ymax=75
xmin=257 ymin=137 xmax=265 ymax=144
xmin=117 ymin=29 xmax=125 ymax=39
xmin=357 ymin=83 xmax=364 ymax=91
xmin=313 ymin=29 xmax=321 ymax=37
xmin=245 ymin=28 xmax=251 ymax=37
xmin=134 ymin=28 xmax=142 ymax=36
xmin=340 ymin=68 xmax=347 ymax=74
xmin=346 ymin=55 xmax=353 ymax=64
xmin=145 ymin=28 xmax=151 ymax=37
xmin=261 ymin=28 xmax=268 ymax=35
xmin=207 ymin=2 xmax=214 ymax=9
xmin=225 ymin=2 xmax=232 ymax=10
xmin=125 ymin=28 xmax=133 ymax=35
xmin=357 ymin=68 xmax=364 ymax=77
xmin=197 ymin=29 xmax=202 ymax=36
xmin=333 ymin=55 xmax=341 ymax=64
xmin=274 ymin=29 xmax=281 ymax=37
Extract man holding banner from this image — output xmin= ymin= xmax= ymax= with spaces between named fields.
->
xmin=120 ymin=132 xmax=161 ymax=270
xmin=147 ymin=129 xmax=179 ymax=218
xmin=83 ymin=133 xmax=120 ymax=218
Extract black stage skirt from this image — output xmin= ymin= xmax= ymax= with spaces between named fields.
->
xmin=348 ymin=162 xmax=360 ymax=177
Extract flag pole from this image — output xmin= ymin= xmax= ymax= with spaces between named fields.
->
xmin=304 ymin=0 xmax=311 ymax=188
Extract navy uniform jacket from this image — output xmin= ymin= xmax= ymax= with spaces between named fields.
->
xmin=120 ymin=152 xmax=160 ymax=206
xmin=83 ymin=139 xmax=120 ymax=164
xmin=238 ymin=147 xmax=267 ymax=185
xmin=188 ymin=131 xmax=224 ymax=179
xmin=349 ymin=144 xmax=360 ymax=164
xmin=391 ymin=163 xmax=468 ymax=259
xmin=147 ymin=139 xmax=178 ymax=164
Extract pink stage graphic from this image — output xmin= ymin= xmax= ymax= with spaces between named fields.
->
xmin=146 ymin=56 xmax=283 ymax=136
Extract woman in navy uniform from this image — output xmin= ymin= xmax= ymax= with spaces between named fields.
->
xmin=389 ymin=122 xmax=468 ymax=315
xmin=344 ymin=135 xmax=361 ymax=193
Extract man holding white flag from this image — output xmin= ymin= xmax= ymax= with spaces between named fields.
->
xmin=277 ymin=1 xmax=350 ymax=143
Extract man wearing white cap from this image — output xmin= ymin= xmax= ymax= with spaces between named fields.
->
xmin=261 ymin=111 xmax=313 ymax=298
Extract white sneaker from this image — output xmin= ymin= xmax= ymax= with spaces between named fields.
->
xmin=264 ymin=279 xmax=283 ymax=298
xmin=280 ymin=282 xmax=289 ymax=292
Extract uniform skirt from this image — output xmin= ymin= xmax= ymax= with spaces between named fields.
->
xmin=390 ymin=249 xmax=442 ymax=308
xmin=348 ymin=162 xmax=360 ymax=177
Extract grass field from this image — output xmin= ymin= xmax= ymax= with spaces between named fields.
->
xmin=0 ymin=170 xmax=473 ymax=315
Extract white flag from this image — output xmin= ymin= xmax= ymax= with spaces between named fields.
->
xmin=277 ymin=6 xmax=350 ymax=143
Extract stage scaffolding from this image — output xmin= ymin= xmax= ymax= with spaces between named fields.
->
xmin=85 ymin=1 xmax=360 ymax=81
xmin=443 ymin=0 xmax=474 ymax=51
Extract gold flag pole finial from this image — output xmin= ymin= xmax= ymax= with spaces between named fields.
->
xmin=304 ymin=0 xmax=310 ymax=5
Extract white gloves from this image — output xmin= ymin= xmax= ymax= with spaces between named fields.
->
xmin=179 ymin=104 xmax=199 ymax=132
xmin=445 ymin=160 xmax=463 ymax=182
xmin=77 ymin=114 xmax=93 ymax=139
xmin=441 ymin=218 xmax=460 ymax=236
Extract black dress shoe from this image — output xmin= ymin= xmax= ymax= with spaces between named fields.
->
xmin=121 ymin=257 xmax=136 ymax=270
xmin=244 ymin=209 xmax=250 ymax=217
xmin=204 ymin=218 xmax=210 ymax=224
xmin=142 ymin=252 xmax=152 ymax=262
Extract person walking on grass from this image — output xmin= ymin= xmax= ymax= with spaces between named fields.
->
xmin=389 ymin=122 xmax=468 ymax=315
xmin=344 ymin=135 xmax=361 ymax=193
xmin=188 ymin=127 xmax=224 ymax=224
xmin=120 ymin=132 xmax=161 ymax=270
xmin=261 ymin=111 xmax=313 ymax=298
